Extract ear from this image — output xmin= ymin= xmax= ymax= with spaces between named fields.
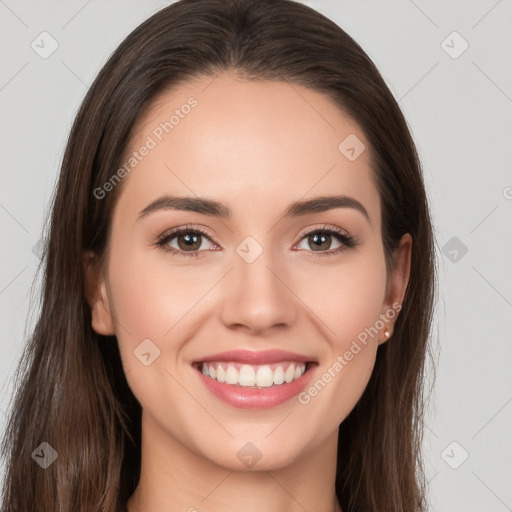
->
xmin=83 ymin=250 xmax=116 ymax=336
xmin=378 ymin=233 xmax=412 ymax=345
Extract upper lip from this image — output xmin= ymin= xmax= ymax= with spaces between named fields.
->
xmin=194 ymin=349 xmax=316 ymax=365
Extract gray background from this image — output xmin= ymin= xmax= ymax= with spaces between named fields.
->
xmin=1 ymin=0 xmax=511 ymax=510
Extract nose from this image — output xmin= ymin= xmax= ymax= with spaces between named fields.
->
xmin=218 ymin=244 xmax=297 ymax=335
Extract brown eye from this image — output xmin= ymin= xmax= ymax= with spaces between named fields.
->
xmin=306 ymin=232 xmax=338 ymax=252
xmin=175 ymin=232 xmax=203 ymax=252
xmin=156 ymin=225 xmax=217 ymax=257
xmin=295 ymin=226 xmax=356 ymax=256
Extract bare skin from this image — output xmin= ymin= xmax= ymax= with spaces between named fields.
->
xmin=84 ymin=71 xmax=411 ymax=512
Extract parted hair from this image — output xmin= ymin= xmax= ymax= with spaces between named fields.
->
xmin=1 ymin=1 xmax=437 ymax=510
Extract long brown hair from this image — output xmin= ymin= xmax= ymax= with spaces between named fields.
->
xmin=1 ymin=1 xmax=438 ymax=510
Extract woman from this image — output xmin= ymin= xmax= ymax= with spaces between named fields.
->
xmin=0 ymin=0 xmax=437 ymax=510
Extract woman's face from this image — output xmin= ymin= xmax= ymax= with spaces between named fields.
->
xmin=86 ymin=71 xmax=411 ymax=471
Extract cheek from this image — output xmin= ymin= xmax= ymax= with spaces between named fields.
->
xmin=105 ymin=234 xmax=388 ymax=447
xmin=295 ymin=243 xmax=388 ymax=347
xmin=292 ymin=243 xmax=387 ymax=413
xmin=107 ymin=246 xmax=209 ymax=343
xmin=108 ymin=233 xmax=388 ymax=351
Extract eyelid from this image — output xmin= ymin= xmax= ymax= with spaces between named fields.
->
xmin=155 ymin=223 xmax=358 ymax=257
xmin=157 ymin=224 xmax=219 ymax=246
xmin=294 ymin=223 xmax=351 ymax=242
xmin=157 ymin=223 xmax=351 ymax=243
xmin=293 ymin=224 xmax=358 ymax=256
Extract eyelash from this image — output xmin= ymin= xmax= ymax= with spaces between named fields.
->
xmin=155 ymin=224 xmax=358 ymax=259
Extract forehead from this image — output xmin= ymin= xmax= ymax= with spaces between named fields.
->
xmin=116 ymin=71 xmax=380 ymax=228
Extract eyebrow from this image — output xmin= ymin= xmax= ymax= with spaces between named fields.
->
xmin=137 ymin=194 xmax=371 ymax=224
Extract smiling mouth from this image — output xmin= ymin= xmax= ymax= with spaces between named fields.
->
xmin=192 ymin=361 xmax=315 ymax=388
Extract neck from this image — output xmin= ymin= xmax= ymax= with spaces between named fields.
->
xmin=127 ymin=412 xmax=342 ymax=512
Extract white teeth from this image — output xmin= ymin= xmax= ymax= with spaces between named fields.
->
xmin=200 ymin=362 xmax=307 ymax=387
xmin=256 ymin=366 xmax=274 ymax=387
xmin=284 ymin=365 xmax=295 ymax=383
xmin=216 ymin=365 xmax=226 ymax=383
xmin=225 ymin=365 xmax=238 ymax=384
xmin=239 ymin=365 xmax=255 ymax=387
xmin=273 ymin=365 xmax=285 ymax=385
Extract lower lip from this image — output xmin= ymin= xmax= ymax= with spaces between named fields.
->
xmin=194 ymin=364 xmax=317 ymax=409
